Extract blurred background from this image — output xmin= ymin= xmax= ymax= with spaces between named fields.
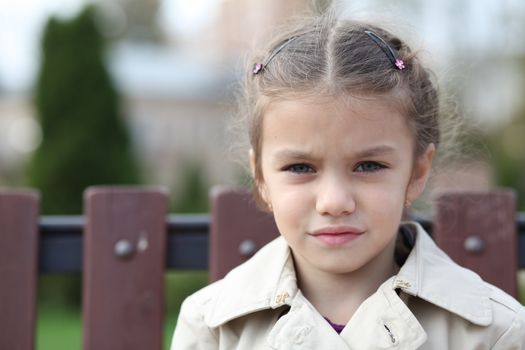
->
xmin=1 ymin=0 xmax=524 ymax=348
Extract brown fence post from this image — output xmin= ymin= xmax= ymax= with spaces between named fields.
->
xmin=83 ymin=187 xmax=168 ymax=350
xmin=0 ymin=189 xmax=39 ymax=350
xmin=209 ymin=186 xmax=279 ymax=282
xmin=433 ymin=190 xmax=518 ymax=297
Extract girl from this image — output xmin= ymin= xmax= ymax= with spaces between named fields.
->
xmin=171 ymin=14 xmax=525 ymax=349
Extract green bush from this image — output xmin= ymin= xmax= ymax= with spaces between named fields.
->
xmin=484 ymin=58 xmax=525 ymax=210
xmin=28 ymin=5 xmax=140 ymax=214
xmin=171 ymin=161 xmax=209 ymax=213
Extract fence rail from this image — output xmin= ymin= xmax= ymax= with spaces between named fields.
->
xmin=39 ymin=214 xmax=210 ymax=273
xmin=39 ymin=213 xmax=525 ymax=273
xmin=1 ymin=187 xmax=524 ymax=350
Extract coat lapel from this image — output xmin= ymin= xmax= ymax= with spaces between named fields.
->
xmin=340 ymin=277 xmax=427 ymax=349
xmin=205 ymin=236 xmax=297 ymax=328
xmin=395 ymin=222 xmax=493 ymax=326
xmin=267 ymin=291 xmax=351 ymax=349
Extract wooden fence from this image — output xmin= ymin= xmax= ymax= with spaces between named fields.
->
xmin=0 ymin=186 xmax=524 ymax=350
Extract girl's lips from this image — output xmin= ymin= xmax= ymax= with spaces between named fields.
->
xmin=310 ymin=226 xmax=365 ymax=246
xmin=312 ymin=226 xmax=364 ymax=235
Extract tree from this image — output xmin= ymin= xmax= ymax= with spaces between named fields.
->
xmin=28 ymin=6 xmax=140 ymax=214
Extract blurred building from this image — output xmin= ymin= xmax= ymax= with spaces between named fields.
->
xmin=0 ymin=0 xmax=311 ymax=195
xmin=0 ymin=0 xmax=524 ymax=200
xmin=0 ymin=94 xmax=39 ymax=184
xmin=107 ymin=0 xmax=311 ymax=195
xmin=202 ymin=0 xmax=309 ymax=61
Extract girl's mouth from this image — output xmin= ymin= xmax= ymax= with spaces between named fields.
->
xmin=310 ymin=226 xmax=364 ymax=246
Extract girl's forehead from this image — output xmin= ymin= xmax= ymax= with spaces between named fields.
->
xmin=263 ymin=94 xmax=408 ymax=124
xmin=264 ymin=92 xmax=409 ymax=118
xmin=263 ymin=97 xmax=413 ymax=142
xmin=260 ymin=107 xmax=415 ymax=167
xmin=257 ymin=95 xmax=418 ymax=167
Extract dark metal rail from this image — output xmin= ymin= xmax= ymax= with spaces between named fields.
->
xmin=39 ymin=213 xmax=525 ymax=273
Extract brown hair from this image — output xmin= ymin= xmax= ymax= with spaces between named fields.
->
xmin=238 ymin=15 xmax=440 ymax=209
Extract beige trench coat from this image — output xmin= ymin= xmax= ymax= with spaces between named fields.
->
xmin=171 ymin=222 xmax=525 ymax=349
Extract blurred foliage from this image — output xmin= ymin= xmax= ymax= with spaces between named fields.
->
xmin=485 ymin=58 xmax=525 ymax=210
xmin=38 ymin=274 xmax=82 ymax=309
xmin=171 ymin=160 xmax=209 ymax=213
xmin=486 ymin=119 xmax=525 ymax=210
xmin=28 ymin=5 xmax=140 ymax=214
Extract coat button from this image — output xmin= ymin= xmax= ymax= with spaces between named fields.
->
xmin=396 ymin=279 xmax=411 ymax=289
xmin=275 ymin=292 xmax=290 ymax=305
xmin=292 ymin=326 xmax=311 ymax=344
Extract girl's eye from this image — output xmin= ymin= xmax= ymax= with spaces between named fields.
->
xmin=355 ymin=161 xmax=386 ymax=173
xmin=284 ymin=163 xmax=315 ymax=174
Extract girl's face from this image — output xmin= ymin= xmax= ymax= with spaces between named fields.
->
xmin=253 ymin=97 xmax=434 ymax=276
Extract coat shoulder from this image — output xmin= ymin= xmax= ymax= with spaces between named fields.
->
xmin=176 ymin=236 xmax=291 ymax=330
xmin=179 ymin=279 xmax=224 ymax=320
xmin=170 ymin=281 xmax=223 ymax=349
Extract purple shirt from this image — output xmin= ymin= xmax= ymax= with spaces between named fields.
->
xmin=324 ymin=317 xmax=346 ymax=334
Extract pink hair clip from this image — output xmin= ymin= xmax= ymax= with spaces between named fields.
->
xmin=395 ymin=59 xmax=405 ymax=70
xmin=252 ymin=36 xmax=298 ymax=76
xmin=253 ymin=63 xmax=264 ymax=75
xmin=365 ymin=30 xmax=406 ymax=71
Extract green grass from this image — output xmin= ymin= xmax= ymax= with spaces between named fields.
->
xmin=36 ymin=271 xmax=208 ymax=350
xmin=37 ymin=304 xmax=82 ymax=350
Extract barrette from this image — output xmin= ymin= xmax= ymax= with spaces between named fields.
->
xmin=364 ymin=30 xmax=405 ymax=70
xmin=253 ymin=36 xmax=298 ymax=75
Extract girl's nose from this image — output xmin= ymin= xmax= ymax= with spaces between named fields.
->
xmin=315 ymin=176 xmax=356 ymax=217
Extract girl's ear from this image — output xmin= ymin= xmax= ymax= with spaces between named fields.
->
xmin=249 ymin=149 xmax=256 ymax=178
xmin=406 ymin=143 xmax=435 ymax=203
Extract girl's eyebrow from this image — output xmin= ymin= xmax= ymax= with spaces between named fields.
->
xmin=354 ymin=145 xmax=397 ymax=158
xmin=273 ymin=149 xmax=314 ymax=162
xmin=272 ymin=145 xmax=397 ymax=162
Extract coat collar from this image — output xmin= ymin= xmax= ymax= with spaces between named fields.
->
xmin=205 ymin=237 xmax=297 ymax=328
xmin=267 ymin=278 xmax=428 ymax=349
xmin=205 ymin=222 xmax=493 ymax=328
xmin=394 ymin=222 xmax=492 ymax=326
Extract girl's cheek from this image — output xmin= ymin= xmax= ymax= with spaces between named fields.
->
xmin=357 ymin=185 xmax=405 ymax=211
xmin=274 ymin=187 xmax=310 ymax=206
